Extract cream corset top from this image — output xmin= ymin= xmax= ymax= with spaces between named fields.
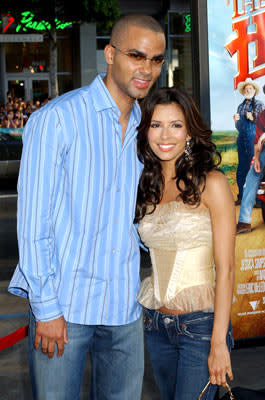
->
xmin=137 ymin=201 xmax=216 ymax=312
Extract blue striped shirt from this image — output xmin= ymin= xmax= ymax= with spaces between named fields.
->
xmin=8 ymin=74 xmax=143 ymax=325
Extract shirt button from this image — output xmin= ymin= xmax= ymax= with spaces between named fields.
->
xmin=112 ymin=248 xmax=115 ymax=253
xmin=164 ymin=317 xmax=172 ymax=324
xmin=110 ymin=277 xmax=113 ymax=281
xmin=117 ymin=188 xmax=120 ymax=192
xmin=114 ymin=219 xmax=118 ymax=223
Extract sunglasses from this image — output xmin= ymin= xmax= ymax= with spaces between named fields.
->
xmin=111 ymin=45 xmax=165 ymax=66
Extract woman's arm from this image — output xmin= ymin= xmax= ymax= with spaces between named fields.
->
xmin=202 ymin=170 xmax=236 ymax=387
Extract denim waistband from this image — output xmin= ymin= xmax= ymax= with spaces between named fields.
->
xmin=143 ymin=308 xmax=214 ymax=331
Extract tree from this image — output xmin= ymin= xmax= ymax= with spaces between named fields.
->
xmin=1 ymin=0 xmax=120 ymax=97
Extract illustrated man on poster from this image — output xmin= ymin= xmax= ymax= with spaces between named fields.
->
xmin=237 ymin=84 xmax=265 ymax=234
xmin=233 ymin=78 xmax=264 ymax=205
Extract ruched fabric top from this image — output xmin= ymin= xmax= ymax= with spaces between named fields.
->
xmin=137 ymin=201 xmax=216 ymax=312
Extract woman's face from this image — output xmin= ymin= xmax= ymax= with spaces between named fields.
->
xmin=147 ymin=103 xmax=190 ymax=164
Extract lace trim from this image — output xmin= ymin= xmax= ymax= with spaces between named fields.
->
xmin=138 ymin=277 xmax=216 ymax=312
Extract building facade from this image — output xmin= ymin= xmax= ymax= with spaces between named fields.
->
xmin=0 ymin=0 xmax=197 ymax=107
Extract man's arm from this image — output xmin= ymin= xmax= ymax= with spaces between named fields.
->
xmin=253 ymin=114 xmax=265 ymax=173
xmin=254 ymin=144 xmax=262 ymax=173
xmin=18 ymin=108 xmax=68 ymax=356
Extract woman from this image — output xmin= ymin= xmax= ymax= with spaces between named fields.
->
xmin=135 ymin=87 xmax=235 ymax=400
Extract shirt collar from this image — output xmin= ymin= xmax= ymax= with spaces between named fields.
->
xmin=91 ymin=74 xmax=141 ymax=125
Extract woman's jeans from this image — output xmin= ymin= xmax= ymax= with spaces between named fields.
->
xmin=28 ymin=309 xmax=144 ymax=400
xmin=143 ymin=308 xmax=233 ymax=400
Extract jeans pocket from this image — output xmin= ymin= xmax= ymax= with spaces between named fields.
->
xmin=182 ymin=314 xmax=214 ymax=341
xmin=143 ymin=308 xmax=154 ymax=332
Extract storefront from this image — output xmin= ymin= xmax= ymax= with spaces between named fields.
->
xmin=0 ymin=11 xmax=75 ymax=104
xmin=0 ymin=1 xmax=194 ymax=104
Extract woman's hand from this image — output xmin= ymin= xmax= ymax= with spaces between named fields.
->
xmin=208 ymin=342 xmax=233 ymax=387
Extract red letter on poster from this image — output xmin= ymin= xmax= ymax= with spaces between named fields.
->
xmin=225 ymin=11 xmax=265 ymax=88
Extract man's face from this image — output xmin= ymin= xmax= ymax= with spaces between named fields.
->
xmin=243 ymin=84 xmax=256 ymax=99
xmin=105 ymin=25 xmax=165 ymax=102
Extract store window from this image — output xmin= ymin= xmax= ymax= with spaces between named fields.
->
xmin=57 ymin=33 xmax=74 ymax=94
xmin=167 ymin=7 xmax=192 ymax=94
xmin=5 ymin=40 xmax=49 ymax=73
xmin=57 ymin=34 xmax=73 ymax=73
xmin=5 ymin=32 xmax=74 ymax=98
xmin=58 ymin=74 xmax=73 ymax=95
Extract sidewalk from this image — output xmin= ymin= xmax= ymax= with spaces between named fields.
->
xmin=1 ymin=278 xmax=265 ymax=399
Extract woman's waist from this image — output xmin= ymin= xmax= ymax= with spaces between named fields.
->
xmin=157 ymin=305 xmax=214 ymax=315
xmin=150 ymin=246 xmax=214 ymax=273
xmin=158 ymin=305 xmax=189 ymax=315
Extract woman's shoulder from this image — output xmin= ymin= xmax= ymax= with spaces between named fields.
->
xmin=202 ymin=169 xmax=233 ymax=207
xmin=205 ymin=169 xmax=230 ymax=190
xmin=206 ymin=168 xmax=225 ymax=181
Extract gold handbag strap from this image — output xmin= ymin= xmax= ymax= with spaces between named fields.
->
xmin=198 ymin=380 xmax=235 ymax=400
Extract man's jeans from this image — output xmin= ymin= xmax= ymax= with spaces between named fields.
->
xmin=28 ymin=309 xmax=144 ymax=400
xmin=238 ymin=147 xmax=265 ymax=224
xmin=143 ymin=308 xmax=233 ymax=400
xmin=236 ymin=130 xmax=256 ymax=200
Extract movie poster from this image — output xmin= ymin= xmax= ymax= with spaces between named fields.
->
xmin=207 ymin=0 xmax=265 ymax=339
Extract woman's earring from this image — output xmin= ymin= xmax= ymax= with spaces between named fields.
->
xmin=184 ymin=140 xmax=192 ymax=159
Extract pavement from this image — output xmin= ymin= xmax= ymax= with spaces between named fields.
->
xmin=1 ymin=261 xmax=265 ymax=399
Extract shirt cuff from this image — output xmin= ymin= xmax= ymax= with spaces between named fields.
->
xmin=30 ymin=297 xmax=63 ymax=322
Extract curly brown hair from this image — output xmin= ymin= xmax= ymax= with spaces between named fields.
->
xmin=134 ymin=87 xmax=221 ymax=222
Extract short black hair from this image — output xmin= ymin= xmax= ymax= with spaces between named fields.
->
xmin=110 ymin=14 xmax=164 ymax=45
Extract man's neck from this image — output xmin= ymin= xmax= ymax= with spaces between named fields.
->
xmin=103 ymin=75 xmax=135 ymax=120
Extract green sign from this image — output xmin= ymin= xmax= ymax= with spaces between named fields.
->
xmin=184 ymin=14 xmax=191 ymax=33
xmin=0 ymin=11 xmax=72 ymax=33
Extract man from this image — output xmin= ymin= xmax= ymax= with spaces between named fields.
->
xmin=233 ymin=77 xmax=264 ymax=205
xmin=236 ymin=103 xmax=265 ymax=234
xmin=8 ymin=14 xmax=166 ymax=400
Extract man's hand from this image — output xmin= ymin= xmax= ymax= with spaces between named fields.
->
xmin=34 ymin=316 xmax=68 ymax=358
xmin=246 ymin=111 xmax=254 ymax=121
xmin=233 ymin=113 xmax=240 ymax=122
xmin=254 ymin=157 xmax=261 ymax=173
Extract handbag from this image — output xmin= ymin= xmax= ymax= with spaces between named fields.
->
xmin=198 ymin=380 xmax=235 ymax=400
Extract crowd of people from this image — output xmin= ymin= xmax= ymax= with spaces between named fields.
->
xmin=0 ymin=94 xmax=51 ymax=129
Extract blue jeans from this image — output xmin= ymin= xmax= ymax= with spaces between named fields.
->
xmin=28 ymin=309 xmax=144 ymax=400
xmin=238 ymin=147 xmax=265 ymax=224
xmin=143 ymin=308 xmax=233 ymax=400
xmin=236 ymin=130 xmax=255 ymax=200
